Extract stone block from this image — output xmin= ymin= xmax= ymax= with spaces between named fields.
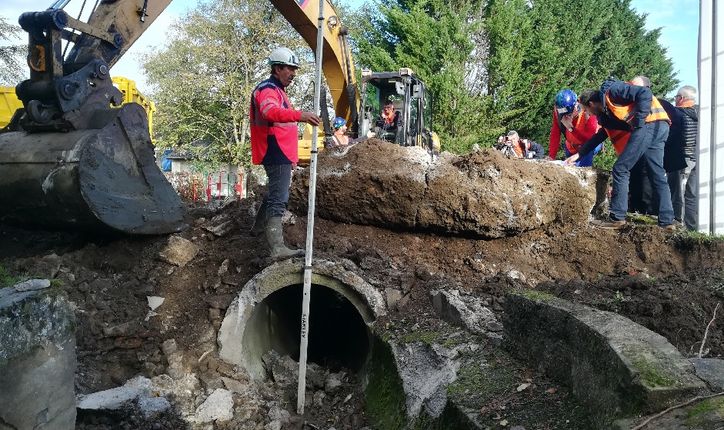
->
xmin=503 ymin=290 xmax=707 ymax=427
xmin=0 ymin=286 xmax=76 ymax=430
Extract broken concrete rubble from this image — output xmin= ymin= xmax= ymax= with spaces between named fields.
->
xmin=194 ymin=388 xmax=233 ymax=423
xmin=430 ymin=289 xmax=500 ymax=338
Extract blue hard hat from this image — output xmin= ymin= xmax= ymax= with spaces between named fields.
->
xmin=555 ymin=89 xmax=578 ymax=116
xmin=333 ymin=116 xmax=346 ymax=130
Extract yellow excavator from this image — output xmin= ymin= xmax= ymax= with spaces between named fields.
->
xmin=0 ymin=0 xmax=436 ymax=234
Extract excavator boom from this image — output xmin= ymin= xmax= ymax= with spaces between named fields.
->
xmin=0 ymin=0 xmax=359 ymax=234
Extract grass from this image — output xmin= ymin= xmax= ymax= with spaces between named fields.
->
xmin=0 ymin=265 xmax=18 ymax=288
xmin=625 ymin=213 xmax=658 ymax=225
xmin=670 ymin=230 xmax=724 ymax=250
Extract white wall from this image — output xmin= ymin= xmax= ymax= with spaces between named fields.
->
xmin=697 ymin=0 xmax=724 ymax=234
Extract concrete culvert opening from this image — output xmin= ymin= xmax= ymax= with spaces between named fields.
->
xmin=242 ymin=283 xmax=371 ymax=376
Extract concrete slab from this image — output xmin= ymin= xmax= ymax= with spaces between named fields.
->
xmin=504 ymin=290 xmax=708 ymax=427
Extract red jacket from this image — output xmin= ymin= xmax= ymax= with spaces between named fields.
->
xmin=549 ymin=107 xmax=599 ymax=158
xmin=250 ymin=76 xmax=302 ymax=165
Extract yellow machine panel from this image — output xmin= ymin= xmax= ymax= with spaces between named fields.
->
xmin=0 ymin=87 xmax=23 ymax=129
xmin=0 ymin=77 xmax=156 ymax=136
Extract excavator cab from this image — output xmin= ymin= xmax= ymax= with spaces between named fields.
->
xmin=360 ymin=68 xmax=439 ymax=153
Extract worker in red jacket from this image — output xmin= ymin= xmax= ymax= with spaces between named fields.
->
xmin=249 ymin=47 xmax=320 ymax=258
xmin=549 ymin=89 xmax=601 ymax=166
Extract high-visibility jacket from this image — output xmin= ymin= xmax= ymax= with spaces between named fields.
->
xmin=604 ymin=92 xmax=671 ymax=127
xmin=549 ymin=107 xmax=600 ymax=157
xmin=605 ymin=129 xmax=631 ymax=155
xmin=250 ymin=76 xmax=302 ymax=165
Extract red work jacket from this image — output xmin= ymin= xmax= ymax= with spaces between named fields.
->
xmin=250 ymin=76 xmax=301 ymax=165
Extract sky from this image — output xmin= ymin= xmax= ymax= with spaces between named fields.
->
xmin=0 ymin=0 xmax=700 ymax=95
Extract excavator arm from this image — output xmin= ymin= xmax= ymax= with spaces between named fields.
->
xmin=0 ymin=0 xmax=358 ymax=234
xmin=14 ymin=0 xmax=356 ymax=133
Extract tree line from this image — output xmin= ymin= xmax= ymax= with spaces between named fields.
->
xmin=349 ymin=0 xmax=677 ymax=158
xmin=0 ymin=0 xmax=679 ymax=168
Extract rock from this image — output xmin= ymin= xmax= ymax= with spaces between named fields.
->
xmin=430 ymin=289 xmax=499 ymax=335
xmin=485 ymin=320 xmax=504 ymax=332
xmin=221 ymin=376 xmax=247 ymax=394
xmin=13 ymin=278 xmax=51 ymax=292
xmin=161 ymin=339 xmax=178 ymax=356
xmin=267 ymin=404 xmax=291 ymax=424
xmin=195 ymin=388 xmax=233 ymax=423
xmin=265 ymin=421 xmax=282 ymax=430
xmin=147 ymin=296 xmax=165 ymax=311
xmin=313 ymin=390 xmax=326 ymax=406
xmin=324 ymin=372 xmax=344 ymax=392
xmin=385 ymin=288 xmax=403 ymax=308
xmin=204 ymin=214 xmax=235 ymax=237
xmin=306 ymin=363 xmax=326 ymax=389
xmin=262 ymin=351 xmax=298 ymax=387
xmin=158 ymin=235 xmax=199 ymax=267
xmin=204 ymin=294 xmax=234 ymax=310
xmin=137 ymin=396 xmax=171 ymax=418
xmin=218 ymin=259 xmax=230 ymax=276
xmin=389 ymin=341 xmax=459 ymax=418
xmin=161 ymin=339 xmax=185 ymax=380
xmin=77 ymin=376 xmax=152 ymax=410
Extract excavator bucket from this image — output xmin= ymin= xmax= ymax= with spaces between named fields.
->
xmin=0 ymin=103 xmax=186 ymax=235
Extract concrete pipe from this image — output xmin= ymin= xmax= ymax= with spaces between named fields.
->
xmin=219 ymin=259 xmax=386 ymax=379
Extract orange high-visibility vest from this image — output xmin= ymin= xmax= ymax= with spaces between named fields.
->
xmin=562 ymin=110 xmax=599 ymax=154
xmin=605 ymin=129 xmax=631 ymax=155
xmin=604 ymin=93 xmax=671 ymax=126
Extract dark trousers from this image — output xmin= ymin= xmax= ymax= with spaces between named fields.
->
xmin=610 ymin=121 xmax=674 ymax=226
xmin=259 ymin=163 xmax=292 ymax=218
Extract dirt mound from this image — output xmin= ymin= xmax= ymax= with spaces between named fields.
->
xmin=290 ymin=140 xmax=602 ymax=238
xmin=2 ymin=181 xmax=724 ymax=428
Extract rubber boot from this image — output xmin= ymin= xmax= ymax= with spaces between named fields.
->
xmin=249 ymin=204 xmax=268 ymax=237
xmin=265 ymin=216 xmax=303 ymax=259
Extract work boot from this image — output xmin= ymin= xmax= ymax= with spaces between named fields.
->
xmin=593 ymin=216 xmax=626 ymax=230
xmin=265 ymin=216 xmax=304 ymax=259
xmin=250 ymin=205 xmax=268 ymax=237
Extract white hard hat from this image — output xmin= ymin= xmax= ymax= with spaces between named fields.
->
xmin=268 ymin=47 xmax=300 ymax=68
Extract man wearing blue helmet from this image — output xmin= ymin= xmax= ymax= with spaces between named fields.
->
xmin=549 ymin=89 xmax=601 ymax=167
xmin=330 ymin=116 xmax=350 ymax=147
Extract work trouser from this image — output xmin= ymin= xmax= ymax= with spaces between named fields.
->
xmin=666 ymin=158 xmax=697 ymax=229
xmin=258 ymin=163 xmax=293 ymax=219
xmin=609 ymin=121 xmax=674 ymax=226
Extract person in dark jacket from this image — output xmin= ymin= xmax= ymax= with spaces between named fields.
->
xmin=565 ymin=80 xmax=675 ymax=230
xmin=672 ymin=85 xmax=699 ymax=230
xmin=629 ymin=97 xmax=686 ymax=216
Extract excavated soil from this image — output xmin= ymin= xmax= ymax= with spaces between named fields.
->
xmin=1 ymin=144 xmax=723 ymax=428
xmin=290 ymin=142 xmax=604 ymax=239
